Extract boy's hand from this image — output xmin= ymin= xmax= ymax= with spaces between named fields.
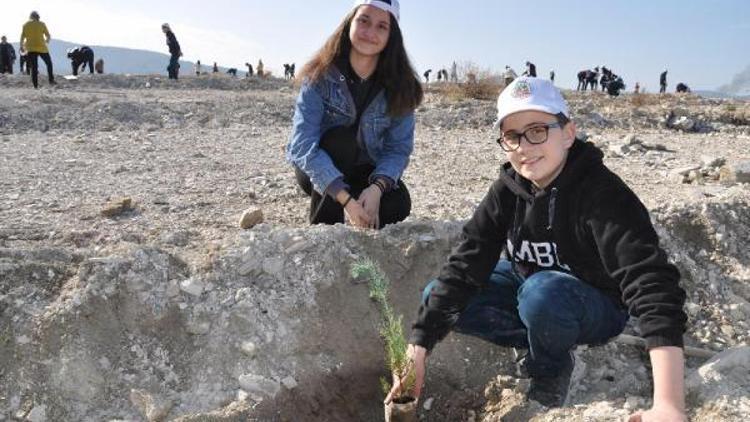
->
xmin=628 ymin=405 xmax=687 ymax=422
xmin=384 ymin=344 xmax=427 ymax=404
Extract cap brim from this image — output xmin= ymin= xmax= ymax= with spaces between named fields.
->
xmin=494 ymin=105 xmax=566 ymax=130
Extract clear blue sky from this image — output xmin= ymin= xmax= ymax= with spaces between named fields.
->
xmin=3 ymin=0 xmax=748 ymax=91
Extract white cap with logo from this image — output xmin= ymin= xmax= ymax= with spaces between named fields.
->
xmin=353 ymin=0 xmax=400 ymax=23
xmin=494 ymin=77 xmax=569 ymax=129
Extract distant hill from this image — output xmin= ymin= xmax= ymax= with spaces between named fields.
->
xmin=695 ymin=90 xmax=735 ymax=100
xmin=9 ymin=39 xmax=241 ymax=76
xmin=695 ymin=90 xmax=750 ymax=101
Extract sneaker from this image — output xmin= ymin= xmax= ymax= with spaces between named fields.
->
xmin=527 ymin=351 xmax=575 ymax=408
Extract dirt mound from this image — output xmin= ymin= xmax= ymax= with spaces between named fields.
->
xmin=2 ymin=221 xmax=500 ymax=421
xmin=2 ymin=196 xmax=749 ymax=421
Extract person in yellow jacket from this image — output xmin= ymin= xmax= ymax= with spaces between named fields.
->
xmin=20 ymin=10 xmax=55 ymax=88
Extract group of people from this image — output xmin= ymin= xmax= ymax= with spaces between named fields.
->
xmin=160 ymin=23 xmax=268 ymax=81
xmin=576 ymin=67 xmax=691 ymax=96
xmin=2 ymin=11 xmax=104 ymax=88
xmin=287 ymin=1 xmax=688 ymax=421
xmin=420 ymin=62 xmax=459 ymax=84
xmin=283 ymin=63 xmax=296 ymax=80
xmin=239 ymin=60 xmax=265 ymax=77
xmin=576 ymin=66 xmax=627 ymax=96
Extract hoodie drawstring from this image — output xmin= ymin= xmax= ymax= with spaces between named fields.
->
xmin=547 ymin=187 xmax=558 ymax=231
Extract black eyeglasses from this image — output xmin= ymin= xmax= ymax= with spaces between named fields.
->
xmin=496 ymin=122 xmax=562 ymax=152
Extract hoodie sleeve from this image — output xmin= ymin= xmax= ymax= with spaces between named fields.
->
xmin=409 ymin=179 xmax=509 ymax=351
xmin=586 ymin=184 xmax=686 ymax=349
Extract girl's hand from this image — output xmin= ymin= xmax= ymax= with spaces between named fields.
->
xmin=343 ymin=199 xmax=372 ymax=228
xmin=357 ymin=185 xmax=382 ymax=229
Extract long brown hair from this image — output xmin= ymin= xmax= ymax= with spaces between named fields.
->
xmin=298 ymin=8 xmax=423 ymax=117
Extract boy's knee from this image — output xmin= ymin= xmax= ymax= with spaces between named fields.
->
xmin=517 ymin=274 xmax=578 ymax=325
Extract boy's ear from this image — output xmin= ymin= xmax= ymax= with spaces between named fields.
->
xmin=562 ymin=121 xmax=577 ymax=149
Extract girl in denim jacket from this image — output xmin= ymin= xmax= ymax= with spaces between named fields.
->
xmin=287 ymin=0 xmax=423 ymax=229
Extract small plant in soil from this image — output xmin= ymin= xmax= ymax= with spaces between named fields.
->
xmin=351 ymin=260 xmax=417 ymax=410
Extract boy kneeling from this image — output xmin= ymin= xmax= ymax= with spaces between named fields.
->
xmin=387 ymin=77 xmax=687 ymax=421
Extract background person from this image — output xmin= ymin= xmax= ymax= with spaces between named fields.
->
xmin=0 ymin=36 xmax=16 ymax=74
xmin=162 ymin=23 xmax=182 ymax=80
xmin=67 ymin=46 xmax=94 ymax=75
xmin=20 ymin=11 xmax=55 ymax=88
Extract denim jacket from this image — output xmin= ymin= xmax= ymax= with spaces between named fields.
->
xmin=286 ymin=65 xmax=415 ymax=194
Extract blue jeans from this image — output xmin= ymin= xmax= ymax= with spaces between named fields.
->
xmin=167 ymin=54 xmax=180 ymax=79
xmin=423 ymin=261 xmax=628 ymax=377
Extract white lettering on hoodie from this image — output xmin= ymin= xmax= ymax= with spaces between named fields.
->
xmin=507 ymin=239 xmax=571 ymax=271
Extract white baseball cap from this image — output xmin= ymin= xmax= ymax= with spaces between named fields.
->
xmin=494 ymin=77 xmax=569 ymax=129
xmin=353 ymin=0 xmax=400 ymax=23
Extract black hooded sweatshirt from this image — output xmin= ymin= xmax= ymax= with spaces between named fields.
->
xmin=410 ymin=139 xmax=687 ymax=352
xmin=165 ymin=31 xmax=181 ymax=56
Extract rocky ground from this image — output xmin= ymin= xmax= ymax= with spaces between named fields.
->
xmin=1 ymin=72 xmax=749 ymax=421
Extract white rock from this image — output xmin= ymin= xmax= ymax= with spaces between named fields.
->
xmin=240 ymin=341 xmax=257 ymax=357
xmin=687 ymin=346 xmax=750 ymax=400
xmin=239 ymin=208 xmax=264 ymax=229
xmin=281 ymin=376 xmax=298 ymax=389
xmin=179 ymin=277 xmax=205 ymax=297
xmin=685 ymin=302 xmax=701 ymax=317
xmin=671 ymin=116 xmax=696 ymax=131
xmin=238 ymin=374 xmax=281 ymax=399
xmin=422 ymin=397 xmax=435 ymax=411
xmin=262 ymin=257 xmax=284 ymax=275
xmin=26 ymin=405 xmax=47 ymax=422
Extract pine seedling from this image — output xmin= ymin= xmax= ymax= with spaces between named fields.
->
xmin=351 ymin=259 xmax=416 ymax=399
